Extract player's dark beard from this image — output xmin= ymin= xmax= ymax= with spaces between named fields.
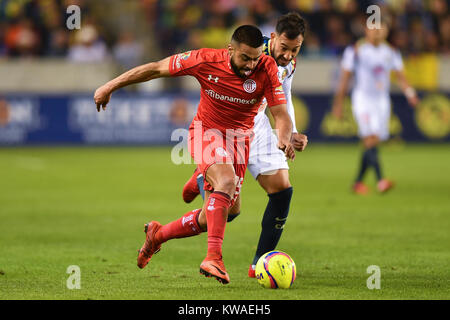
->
xmin=230 ymin=58 xmax=249 ymax=79
xmin=275 ymin=54 xmax=290 ymax=66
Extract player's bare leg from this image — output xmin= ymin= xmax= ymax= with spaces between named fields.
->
xmin=198 ymin=163 xmax=236 ymax=284
xmin=248 ymin=169 xmax=293 ymax=277
xmin=257 ymin=169 xmax=291 ymax=194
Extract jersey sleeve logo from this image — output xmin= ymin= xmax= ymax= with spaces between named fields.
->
xmin=179 ymin=51 xmax=192 ymax=60
xmin=279 ymin=69 xmax=288 ymax=81
xmin=174 ymin=51 xmax=192 ymax=70
xmin=243 ymin=79 xmax=257 ymax=93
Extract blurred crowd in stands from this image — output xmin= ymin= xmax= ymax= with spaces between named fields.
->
xmin=0 ymin=0 xmax=448 ymax=66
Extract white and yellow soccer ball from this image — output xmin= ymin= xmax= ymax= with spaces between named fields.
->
xmin=255 ymin=251 xmax=296 ymax=289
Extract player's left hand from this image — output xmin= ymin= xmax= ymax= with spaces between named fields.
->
xmin=278 ymin=140 xmax=295 ymax=161
xmin=291 ymin=133 xmax=308 ymax=152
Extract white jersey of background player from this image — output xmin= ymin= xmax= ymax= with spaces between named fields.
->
xmin=332 ymin=21 xmax=419 ymax=194
xmin=341 ymin=37 xmax=403 ymax=141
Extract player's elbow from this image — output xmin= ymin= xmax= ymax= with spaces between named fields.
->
xmin=138 ymin=62 xmax=161 ymax=81
xmin=137 ymin=58 xmax=170 ymax=81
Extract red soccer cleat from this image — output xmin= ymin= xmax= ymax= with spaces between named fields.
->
xmin=352 ymin=181 xmax=370 ymax=195
xmin=137 ymin=221 xmax=162 ymax=269
xmin=199 ymin=258 xmax=230 ymax=284
xmin=248 ymin=264 xmax=256 ymax=278
xmin=377 ymin=179 xmax=394 ymax=193
xmin=182 ymin=168 xmax=201 ymax=203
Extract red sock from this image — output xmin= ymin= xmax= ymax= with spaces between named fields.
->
xmin=156 ymin=209 xmax=203 ymax=243
xmin=205 ymin=191 xmax=231 ymax=260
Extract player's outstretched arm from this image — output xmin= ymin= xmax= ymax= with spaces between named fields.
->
xmin=332 ymin=69 xmax=352 ymax=119
xmin=269 ymin=104 xmax=295 ymax=160
xmin=394 ymin=70 xmax=420 ymax=108
xmin=94 ymin=56 xmax=171 ymax=112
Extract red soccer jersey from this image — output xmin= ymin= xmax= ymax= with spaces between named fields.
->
xmin=169 ymin=48 xmax=286 ymax=132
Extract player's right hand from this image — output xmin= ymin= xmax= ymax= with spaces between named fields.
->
xmin=332 ymin=101 xmax=344 ymax=120
xmin=94 ymin=85 xmax=112 ymax=112
xmin=407 ymin=95 xmax=420 ymax=108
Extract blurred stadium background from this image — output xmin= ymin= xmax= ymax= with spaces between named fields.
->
xmin=0 ymin=0 xmax=449 ymax=300
xmin=0 ymin=0 xmax=449 ymax=144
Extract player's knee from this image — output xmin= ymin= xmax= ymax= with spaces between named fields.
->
xmin=258 ymin=170 xmax=291 ymax=194
xmin=275 ymin=180 xmax=292 ymax=193
xmin=266 ymin=179 xmax=292 ymax=195
xmin=227 ymin=212 xmax=240 ymax=222
xmin=216 ymin=175 xmax=236 ymax=196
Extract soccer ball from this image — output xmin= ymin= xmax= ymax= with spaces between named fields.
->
xmin=255 ymin=251 xmax=296 ymax=289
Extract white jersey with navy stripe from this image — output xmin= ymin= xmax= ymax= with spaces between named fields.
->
xmin=254 ymin=37 xmax=298 ymax=133
xmin=248 ymin=36 xmax=298 ymax=178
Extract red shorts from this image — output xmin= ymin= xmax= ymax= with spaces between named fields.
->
xmin=188 ymin=121 xmax=253 ymax=206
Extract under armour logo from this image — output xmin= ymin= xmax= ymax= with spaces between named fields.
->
xmin=208 ymin=75 xmax=219 ymax=83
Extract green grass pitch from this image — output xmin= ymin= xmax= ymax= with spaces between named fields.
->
xmin=0 ymin=143 xmax=449 ymax=300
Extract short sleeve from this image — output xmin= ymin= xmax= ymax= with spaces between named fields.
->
xmin=169 ymin=49 xmax=204 ymax=77
xmin=264 ymin=59 xmax=286 ymax=107
xmin=392 ymin=49 xmax=404 ymax=71
xmin=341 ymin=46 xmax=356 ymax=71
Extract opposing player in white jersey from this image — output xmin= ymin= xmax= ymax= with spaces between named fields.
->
xmin=181 ymin=12 xmax=308 ymax=277
xmin=332 ymin=20 xmax=419 ymax=194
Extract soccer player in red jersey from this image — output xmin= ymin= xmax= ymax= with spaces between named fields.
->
xmin=182 ymin=13 xmax=309 ymax=278
xmin=94 ymin=25 xmax=294 ymax=284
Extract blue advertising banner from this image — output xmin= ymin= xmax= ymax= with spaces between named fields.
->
xmin=0 ymin=92 xmax=448 ymax=145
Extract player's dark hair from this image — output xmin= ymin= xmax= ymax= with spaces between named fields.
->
xmin=231 ymin=25 xmax=264 ymax=48
xmin=276 ymin=12 xmax=307 ymax=39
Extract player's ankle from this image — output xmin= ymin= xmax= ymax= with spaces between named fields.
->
xmin=206 ymin=251 xmax=222 ymax=261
